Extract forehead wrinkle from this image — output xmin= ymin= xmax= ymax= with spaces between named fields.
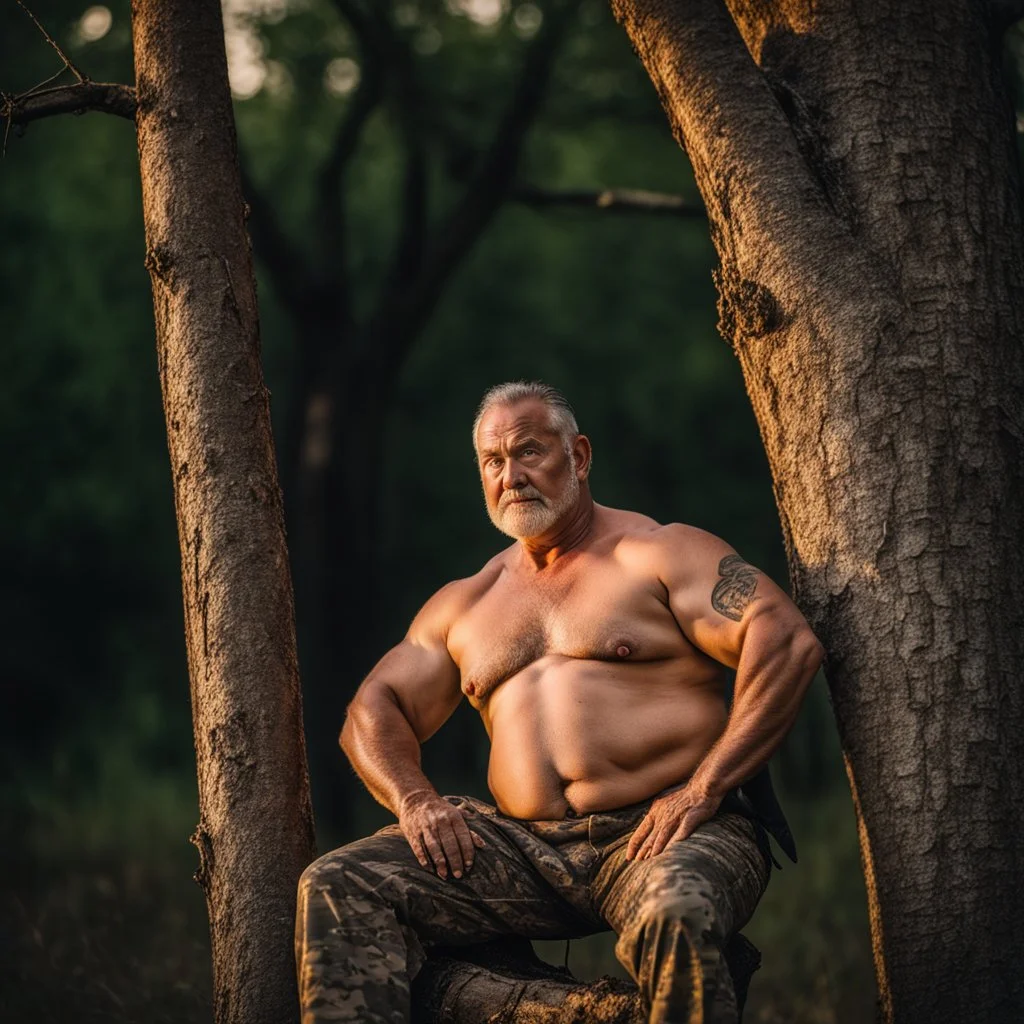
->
xmin=476 ymin=408 xmax=560 ymax=452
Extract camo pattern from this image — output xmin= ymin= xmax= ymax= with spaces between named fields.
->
xmin=295 ymin=793 xmax=770 ymax=1024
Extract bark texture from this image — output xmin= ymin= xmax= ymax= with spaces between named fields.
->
xmin=130 ymin=1 xmax=316 ymax=1021
xmin=610 ymin=1 xmax=1024 ymax=1021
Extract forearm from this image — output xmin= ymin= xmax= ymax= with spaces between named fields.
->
xmin=689 ymin=621 xmax=824 ymax=801
xmin=340 ymin=685 xmax=437 ymax=818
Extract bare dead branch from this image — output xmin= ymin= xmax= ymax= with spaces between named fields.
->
xmin=15 ymin=0 xmax=87 ymax=83
xmin=511 ymin=184 xmax=705 ymax=217
xmin=2 ymin=81 xmax=136 ymax=139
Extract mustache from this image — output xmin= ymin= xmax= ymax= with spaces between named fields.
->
xmin=500 ymin=487 xmax=545 ymax=509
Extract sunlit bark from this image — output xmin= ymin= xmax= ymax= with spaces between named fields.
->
xmin=130 ymin=1 xmax=316 ymax=1021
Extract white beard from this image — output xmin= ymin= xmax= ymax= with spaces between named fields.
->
xmin=488 ymin=471 xmax=581 ymax=541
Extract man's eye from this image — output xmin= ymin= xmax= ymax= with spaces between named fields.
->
xmin=522 ymin=448 xmax=538 ymax=456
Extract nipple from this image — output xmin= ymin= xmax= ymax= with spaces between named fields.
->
xmin=465 ymin=681 xmax=477 ymax=696
xmin=616 ymin=645 xmax=631 ymax=658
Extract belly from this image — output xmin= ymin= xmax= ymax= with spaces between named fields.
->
xmin=484 ymin=655 xmax=728 ymax=819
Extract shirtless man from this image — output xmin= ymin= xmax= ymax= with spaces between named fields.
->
xmin=295 ymin=381 xmax=824 ymax=1024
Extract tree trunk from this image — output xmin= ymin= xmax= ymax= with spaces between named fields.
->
xmin=611 ymin=1 xmax=1024 ymax=1021
xmin=131 ymin=2 xmax=316 ymax=1021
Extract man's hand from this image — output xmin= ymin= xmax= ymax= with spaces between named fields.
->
xmin=398 ymin=791 xmax=486 ymax=879
xmin=626 ymin=785 xmax=721 ymax=861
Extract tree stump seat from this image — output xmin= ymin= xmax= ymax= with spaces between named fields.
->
xmin=413 ymin=932 xmax=761 ymax=1023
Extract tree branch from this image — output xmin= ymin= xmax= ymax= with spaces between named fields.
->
xmin=610 ymin=0 xmax=838 ymax=280
xmin=2 ymin=81 xmax=136 ymax=127
xmin=382 ymin=26 xmax=428 ymax=292
xmin=316 ymin=0 xmax=390 ymax=307
xmin=511 ymin=184 xmax=705 ymax=217
xmin=15 ymin=0 xmax=87 ymax=83
xmin=367 ymin=0 xmax=580 ymax=376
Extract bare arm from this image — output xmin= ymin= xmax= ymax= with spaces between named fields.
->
xmin=341 ymin=581 xmax=484 ymax=878
xmin=628 ymin=526 xmax=824 ymax=860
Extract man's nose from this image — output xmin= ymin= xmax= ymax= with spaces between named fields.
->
xmin=502 ymin=458 xmax=527 ymax=490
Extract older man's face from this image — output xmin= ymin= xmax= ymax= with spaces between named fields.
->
xmin=475 ymin=399 xmax=581 ymax=541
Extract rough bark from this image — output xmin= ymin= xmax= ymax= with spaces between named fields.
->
xmin=611 ymin=1 xmax=1024 ymax=1021
xmin=130 ymin=1 xmax=316 ymax=1022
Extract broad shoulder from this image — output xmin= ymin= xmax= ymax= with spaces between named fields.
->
xmin=407 ymin=552 xmax=509 ymax=642
xmin=603 ymin=510 xmax=735 ymax=578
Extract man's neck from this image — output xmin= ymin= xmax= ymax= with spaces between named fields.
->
xmin=517 ymin=495 xmax=596 ymax=570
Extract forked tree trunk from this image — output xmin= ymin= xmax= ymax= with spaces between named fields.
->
xmin=130 ymin=1 xmax=315 ymax=1021
xmin=611 ymin=1 xmax=1024 ymax=1021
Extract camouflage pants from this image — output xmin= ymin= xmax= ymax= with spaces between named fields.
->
xmin=295 ymin=793 xmax=771 ymax=1024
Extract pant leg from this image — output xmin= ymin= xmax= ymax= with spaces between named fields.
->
xmin=295 ymin=798 xmax=593 ymax=1024
xmin=593 ymin=811 xmax=770 ymax=1024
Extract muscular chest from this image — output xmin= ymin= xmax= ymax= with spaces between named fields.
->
xmin=447 ymin=565 xmax=685 ymax=702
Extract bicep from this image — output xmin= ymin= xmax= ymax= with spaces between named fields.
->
xmin=663 ymin=531 xmax=804 ymax=668
xmin=358 ymin=636 xmax=462 ymax=742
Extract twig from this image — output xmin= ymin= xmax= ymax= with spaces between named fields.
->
xmin=15 ymin=0 xmax=88 ymax=83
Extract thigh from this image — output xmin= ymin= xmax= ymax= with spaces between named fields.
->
xmin=300 ymin=798 xmax=587 ymax=946
xmin=594 ymin=812 xmax=770 ymax=942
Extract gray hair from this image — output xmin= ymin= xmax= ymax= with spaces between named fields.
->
xmin=472 ymin=381 xmax=579 ymax=449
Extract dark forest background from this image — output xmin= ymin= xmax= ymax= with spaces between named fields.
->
xmin=9 ymin=1 xmax=1021 ymax=1021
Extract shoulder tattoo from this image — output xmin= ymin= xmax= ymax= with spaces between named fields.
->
xmin=711 ymin=554 xmax=759 ymax=621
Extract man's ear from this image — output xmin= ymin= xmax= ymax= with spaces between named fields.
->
xmin=573 ymin=434 xmax=592 ymax=479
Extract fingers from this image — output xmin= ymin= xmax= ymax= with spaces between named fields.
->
xmin=634 ymin=808 xmax=706 ymax=860
xmin=647 ymin=822 xmax=677 ymax=858
xmin=408 ymin=831 xmax=430 ymax=871
xmin=626 ymin=814 xmax=655 ymax=860
xmin=666 ymin=821 xmax=691 ymax=850
xmin=420 ymin=827 xmax=448 ymax=878
xmin=632 ymin=816 xmax=679 ymax=860
xmin=451 ymin=817 xmax=477 ymax=878
xmin=437 ymin=820 xmax=465 ymax=879
xmin=404 ymin=801 xmax=491 ymax=880
xmin=460 ymin=808 xmax=488 ymax=851
xmin=419 ymin=822 xmax=486 ymax=879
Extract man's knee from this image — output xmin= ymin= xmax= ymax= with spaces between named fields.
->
xmin=646 ymin=889 xmax=723 ymax=949
xmin=298 ymin=832 xmax=415 ymax=910
xmin=617 ymin=886 xmax=727 ymax=977
xmin=298 ymin=848 xmax=358 ymax=901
